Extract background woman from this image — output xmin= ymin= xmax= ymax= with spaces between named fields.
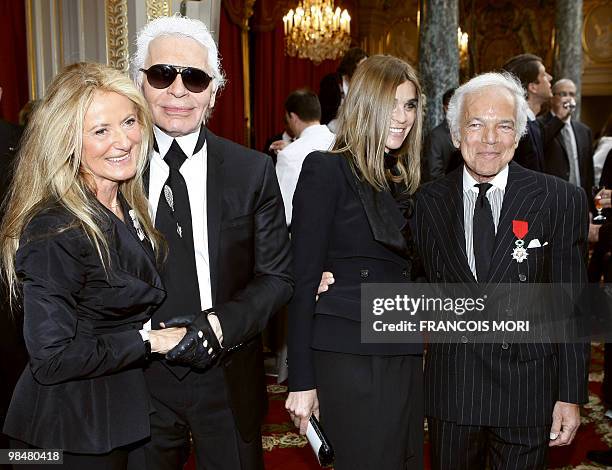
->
xmin=0 ymin=62 xmax=184 ymax=469
xmin=285 ymin=55 xmax=425 ymax=469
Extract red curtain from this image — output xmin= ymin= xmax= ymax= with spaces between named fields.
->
xmin=0 ymin=1 xmax=28 ymax=124
xmin=252 ymin=23 xmax=339 ymax=152
xmin=207 ymin=4 xmax=246 ymax=145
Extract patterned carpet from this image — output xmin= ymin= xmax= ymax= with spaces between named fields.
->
xmin=258 ymin=343 xmax=612 ymax=469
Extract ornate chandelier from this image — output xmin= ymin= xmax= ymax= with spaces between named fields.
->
xmin=282 ymin=0 xmax=351 ymax=64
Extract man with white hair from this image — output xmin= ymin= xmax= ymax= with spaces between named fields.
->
xmin=131 ymin=16 xmax=292 ymax=470
xmin=412 ymin=72 xmax=590 ymax=469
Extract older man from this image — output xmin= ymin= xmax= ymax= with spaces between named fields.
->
xmin=413 ymin=73 xmax=589 ymax=469
xmin=539 ymin=78 xmax=594 ymax=195
xmin=131 ymin=16 xmax=292 ymax=470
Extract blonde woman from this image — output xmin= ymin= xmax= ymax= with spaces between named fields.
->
xmin=1 ymin=62 xmax=184 ymax=469
xmin=285 ymin=55 xmax=425 ymax=469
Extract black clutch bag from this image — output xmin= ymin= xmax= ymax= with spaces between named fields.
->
xmin=306 ymin=415 xmax=335 ymax=467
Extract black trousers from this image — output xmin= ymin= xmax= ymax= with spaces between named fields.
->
xmin=136 ymin=361 xmax=263 ymax=470
xmin=10 ymin=439 xmax=128 ymax=470
xmin=313 ymin=351 xmax=424 ymax=470
xmin=427 ymin=417 xmax=550 ymax=470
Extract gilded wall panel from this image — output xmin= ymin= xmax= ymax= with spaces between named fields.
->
xmin=105 ymin=0 xmax=129 ymax=72
xmin=147 ymin=0 xmax=172 ymax=22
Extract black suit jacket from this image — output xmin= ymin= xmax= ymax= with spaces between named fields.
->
xmin=0 ymin=120 xmax=22 ymax=204
xmin=538 ymin=113 xmax=594 ymax=196
xmin=411 ymin=162 xmax=590 ymax=426
xmin=514 ymin=116 xmax=565 ymax=173
xmin=0 ymin=120 xmax=21 ymax=158
xmin=288 ymin=151 xmax=422 ymax=392
xmin=422 ymin=120 xmax=462 ymax=181
xmin=3 ymin=199 xmax=166 ymax=453
xmin=147 ymin=128 xmax=293 ymax=442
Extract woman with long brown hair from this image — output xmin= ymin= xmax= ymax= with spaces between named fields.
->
xmin=285 ymin=55 xmax=425 ymax=469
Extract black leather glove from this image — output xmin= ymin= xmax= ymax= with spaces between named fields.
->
xmin=164 ymin=311 xmax=222 ymax=369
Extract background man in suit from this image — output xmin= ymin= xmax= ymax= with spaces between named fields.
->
xmin=539 ymin=78 xmax=594 ymax=196
xmin=422 ymin=87 xmax=462 ymax=181
xmin=412 ymin=72 xmax=589 ymax=469
xmin=502 ymin=54 xmax=569 ymax=172
xmin=276 ymin=89 xmax=335 ymax=226
xmin=132 ymin=16 xmax=293 ymax=470
xmin=318 ymin=47 xmax=367 ymax=133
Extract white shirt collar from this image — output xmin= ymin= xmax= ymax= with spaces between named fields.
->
xmin=342 ymin=76 xmax=349 ymax=98
xmin=463 ymin=164 xmax=509 ymax=194
xmin=298 ymin=123 xmax=325 ymax=140
xmin=526 ymin=108 xmax=536 ymax=121
xmin=550 ymin=111 xmax=571 ymax=125
xmin=153 ymin=126 xmax=201 ymax=158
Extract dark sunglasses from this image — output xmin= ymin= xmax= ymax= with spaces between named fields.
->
xmin=140 ymin=64 xmax=212 ymax=93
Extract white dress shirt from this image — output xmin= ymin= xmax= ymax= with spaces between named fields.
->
xmin=276 ymin=124 xmax=335 ymax=225
xmin=550 ymin=112 xmax=581 ymax=186
xmin=150 ymin=126 xmax=213 ymax=312
xmin=526 ymin=108 xmax=536 ymax=122
xmin=463 ymin=165 xmax=508 ymax=279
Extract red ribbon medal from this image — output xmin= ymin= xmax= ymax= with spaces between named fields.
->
xmin=511 ymin=220 xmax=529 ymax=263
xmin=512 ymin=220 xmax=528 ymax=240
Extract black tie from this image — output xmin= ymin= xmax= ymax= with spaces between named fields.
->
xmin=153 ymin=140 xmax=202 ymax=378
xmin=473 ymin=183 xmax=495 ymax=282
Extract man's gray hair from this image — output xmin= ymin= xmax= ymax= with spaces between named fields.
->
xmin=132 ymin=15 xmax=226 ymax=92
xmin=552 ymin=78 xmax=575 ymax=92
xmin=446 ymin=72 xmax=528 ymax=144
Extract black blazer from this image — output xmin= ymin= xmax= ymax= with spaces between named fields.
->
xmin=288 ymin=151 xmax=422 ymax=392
xmin=3 ymin=199 xmax=166 ymax=453
xmin=514 ymin=116 xmax=565 ymax=173
xmin=422 ymin=120 xmax=462 ymax=181
xmin=148 ymin=128 xmax=293 ymax=442
xmin=0 ymin=120 xmax=22 ymax=204
xmin=412 ymin=162 xmax=590 ymax=426
xmin=538 ymin=113 xmax=594 ymax=196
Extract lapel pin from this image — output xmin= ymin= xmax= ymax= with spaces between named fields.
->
xmin=128 ymin=209 xmax=146 ymax=241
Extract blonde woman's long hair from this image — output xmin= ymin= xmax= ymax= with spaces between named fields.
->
xmin=332 ymin=55 xmax=423 ymax=194
xmin=0 ymin=62 xmax=164 ymax=303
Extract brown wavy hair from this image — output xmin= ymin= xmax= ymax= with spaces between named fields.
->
xmin=332 ymin=55 xmax=423 ymax=193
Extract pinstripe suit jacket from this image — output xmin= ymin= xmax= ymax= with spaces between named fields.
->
xmin=411 ymin=161 xmax=590 ymax=427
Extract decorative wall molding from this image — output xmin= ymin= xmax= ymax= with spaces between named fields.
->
xmin=146 ymin=0 xmax=172 ymax=22
xmin=105 ymin=0 xmax=129 ymax=72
